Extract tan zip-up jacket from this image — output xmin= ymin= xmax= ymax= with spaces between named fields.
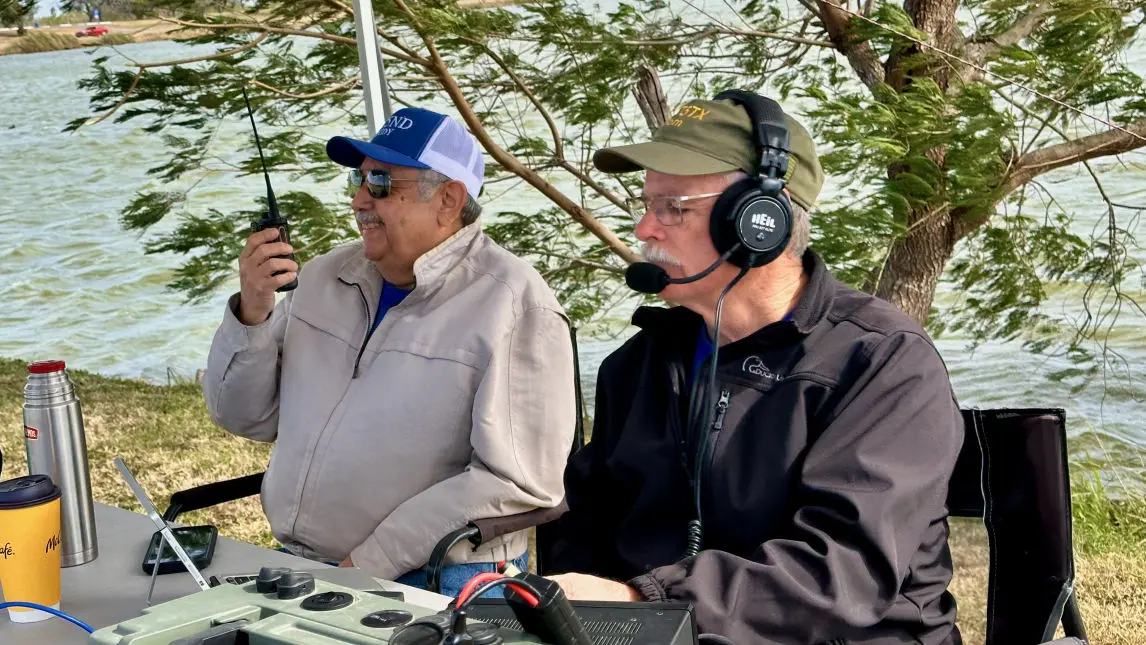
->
xmin=202 ymin=222 xmax=576 ymax=580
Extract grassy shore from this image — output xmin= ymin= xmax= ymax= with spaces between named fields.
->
xmin=1 ymin=357 xmax=1143 ymax=643
xmin=0 ymin=20 xmax=190 ymax=56
xmin=0 ymin=2 xmax=528 ymax=57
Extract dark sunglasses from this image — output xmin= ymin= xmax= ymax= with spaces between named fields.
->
xmin=348 ymin=168 xmax=420 ymax=199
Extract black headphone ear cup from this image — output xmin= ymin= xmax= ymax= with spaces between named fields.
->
xmin=709 ymin=178 xmax=760 ymax=267
xmin=736 ymin=190 xmax=792 ymax=268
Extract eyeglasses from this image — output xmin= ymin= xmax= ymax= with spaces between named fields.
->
xmin=626 ymin=191 xmax=725 ymax=227
xmin=348 ymin=168 xmax=421 ymax=199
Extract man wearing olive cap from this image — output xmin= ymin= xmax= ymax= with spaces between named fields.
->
xmin=544 ymin=92 xmax=964 ymax=645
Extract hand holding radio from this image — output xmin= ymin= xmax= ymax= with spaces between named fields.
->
xmin=234 ymin=86 xmax=298 ymax=328
xmin=238 ymin=228 xmax=298 ymax=325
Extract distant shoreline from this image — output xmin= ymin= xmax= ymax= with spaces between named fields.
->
xmin=0 ymin=19 xmax=201 ymax=56
xmin=0 ymin=2 xmax=525 ymax=57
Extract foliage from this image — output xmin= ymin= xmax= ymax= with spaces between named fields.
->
xmin=0 ymin=0 xmax=35 ymax=34
xmin=68 ymin=0 xmax=1146 ymax=381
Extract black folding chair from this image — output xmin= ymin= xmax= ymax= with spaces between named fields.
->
xmin=948 ymin=408 xmax=1088 ymax=645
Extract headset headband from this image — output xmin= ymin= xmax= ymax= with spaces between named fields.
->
xmin=712 ymin=89 xmax=790 ymax=182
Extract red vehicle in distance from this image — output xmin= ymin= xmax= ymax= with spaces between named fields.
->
xmin=75 ymin=25 xmax=110 ymax=38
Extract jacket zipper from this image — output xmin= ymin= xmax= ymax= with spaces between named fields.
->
xmin=351 ymin=284 xmax=374 ymax=379
xmin=698 ymin=389 xmax=732 ymax=511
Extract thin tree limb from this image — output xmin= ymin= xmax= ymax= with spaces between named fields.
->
xmin=316 ymin=0 xmax=423 ymax=60
xmin=957 ymin=119 xmax=1146 ymax=238
xmin=318 ymin=0 xmax=353 ymax=15
xmin=553 ymin=24 xmax=832 ymax=48
xmin=1002 ymin=120 xmax=1146 ymax=195
xmin=83 ymin=33 xmax=271 ymax=127
xmin=390 ymin=0 xmax=639 ymax=263
xmin=251 ymin=76 xmax=360 ymax=99
xmin=462 ymin=39 xmax=631 ymax=213
xmin=966 ymin=4 xmax=1054 ymax=58
xmin=633 ymin=64 xmax=671 ymax=132
xmin=134 ymin=32 xmax=269 ymax=69
xmin=160 ymin=16 xmax=429 ymax=66
xmin=84 ymin=69 xmax=143 ymax=126
xmin=963 ymin=4 xmax=1055 ymax=83
xmin=464 ymin=38 xmax=563 ymax=159
xmin=817 ymin=0 xmax=885 ymax=89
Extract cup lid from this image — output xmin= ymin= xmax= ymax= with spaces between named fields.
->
xmin=0 ymin=474 xmax=62 ymax=509
xmin=28 ymin=360 xmax=67 ymax=374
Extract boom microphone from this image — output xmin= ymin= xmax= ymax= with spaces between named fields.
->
xmin=624 ymin=245 xmax=740 ymax=294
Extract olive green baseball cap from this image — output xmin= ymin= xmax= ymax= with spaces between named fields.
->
xmin=594 ymin=97 xmax=825 ymax=210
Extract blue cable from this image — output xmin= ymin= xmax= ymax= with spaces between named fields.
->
xmin=0 ymin=601 xmax=95 ymax=633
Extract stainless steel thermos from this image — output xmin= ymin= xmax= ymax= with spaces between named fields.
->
xmin=22 ymin=360 xmax=98 ymax=567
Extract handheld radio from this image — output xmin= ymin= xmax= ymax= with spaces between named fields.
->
xmin=241 ymin=87 xmax=298 ymax=292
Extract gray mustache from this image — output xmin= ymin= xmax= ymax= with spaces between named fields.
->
xmin=356 ymin=211 xmax=382 ymax=226
xmin=641 ymin=243 xmax=681 ymax=267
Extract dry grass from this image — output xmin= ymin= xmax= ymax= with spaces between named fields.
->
xmin=2 ymin=357 xmax=1143 ymax=643
xmin=949 ymin=518 xmax=1146 ymax=645
xmin=4 ymin=31 xmax=84 ymax=54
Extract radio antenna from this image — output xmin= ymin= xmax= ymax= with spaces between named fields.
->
xmin=241 ymin=86 xmax=279 ymax=216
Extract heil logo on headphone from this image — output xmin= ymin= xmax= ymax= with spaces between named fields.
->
xmin=751 ymin=212 xmax=776 ymax=231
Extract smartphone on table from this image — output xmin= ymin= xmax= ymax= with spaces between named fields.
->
xmin=141 ymin=525 xmax=218 ymax=575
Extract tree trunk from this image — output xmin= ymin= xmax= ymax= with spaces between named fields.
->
xmin=874 ymin=213 xmax=956 ymax=326
xmin=872 ymin=0 xmax=961 ymax=326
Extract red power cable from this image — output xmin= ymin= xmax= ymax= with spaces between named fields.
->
xmin=455 ymin=572 xmax=541 ymax=607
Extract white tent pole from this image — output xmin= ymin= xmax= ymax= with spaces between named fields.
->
xmin=352 ymin=0 xmax=393 ymax=136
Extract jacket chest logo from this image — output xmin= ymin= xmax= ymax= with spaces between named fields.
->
xmin=742 ymin=356 xmax=781 ymax=383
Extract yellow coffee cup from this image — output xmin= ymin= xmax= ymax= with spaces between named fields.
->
xmin=0 ymin=474 xmax=62 ymax=623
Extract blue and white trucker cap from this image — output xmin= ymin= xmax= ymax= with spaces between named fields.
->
xmin=326 ymin=107 xmax=485 ymax=200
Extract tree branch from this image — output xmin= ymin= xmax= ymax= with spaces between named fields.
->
xmin=967 ymin=3 xmax=1054 ymax=54
xmin=633 ymin=64 xmax=670 ymax=132
xmin=817 ymin=0 xmax=885 ymax=89
xmin=465 ymin=38 xmax=563 ymax=159
xmin=251 ymin=76 xmax=360 ymax=99
xmin=957 ymin=119 xmax=1146 ymax=237
xmin=391 ymin=0 xmax=639 ymax=264
xmin=964 ymin=3 xmax=1055 ymax=82
xmin=1004 ymin=120 xmax=1146 ymax=194
xmin=84 ymin=69 xmax=143 ymax=126
xmin=320 ymin=0 xmax=428 ymax=64
xmin=503 ymin=24 xmax=831 ymax=49
xmin=132 ymin=32 xmax=269 ymax=69
xmin=160 ymin=16 xmax=429 ymax=67
xmin=80 ymin=33 xmax=271 ymax=128
xmin=461 ymin=38 xmax=634 ymax=215
xmin=318 ymin=0 xmax=353 ymax=15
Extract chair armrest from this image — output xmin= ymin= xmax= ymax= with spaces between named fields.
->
xmin=424 ymin=500 xmax=570 ymax=594
xmin=162 ymin=472 xmax=265 ymax=523
xmin=471 ymin=500 xmax=569 ymax=544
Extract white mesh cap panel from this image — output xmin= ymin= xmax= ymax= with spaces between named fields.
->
xmin=418 ymin=117 xmax=484 ymax=199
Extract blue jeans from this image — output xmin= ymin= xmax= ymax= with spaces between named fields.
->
xmin=394 ymin=553 xmax=529 ymax=599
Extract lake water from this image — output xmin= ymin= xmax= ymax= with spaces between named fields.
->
xmin=1 ymin=36 xmax=1144 ymax=483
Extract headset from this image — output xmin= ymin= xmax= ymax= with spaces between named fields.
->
xmin=708 ymin=89 xmax=793 ymax=269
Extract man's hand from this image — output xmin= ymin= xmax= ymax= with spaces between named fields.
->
xmin=237 ymin=228 xmax=297 ymax=326
xmin=339 ymin=556 xmax=354 ymax=568
xmin=546 ymin=573 xmax=642 ymax=602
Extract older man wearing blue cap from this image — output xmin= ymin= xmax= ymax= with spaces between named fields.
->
xmin=202 ymin=107 xmax=577 ymax=596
